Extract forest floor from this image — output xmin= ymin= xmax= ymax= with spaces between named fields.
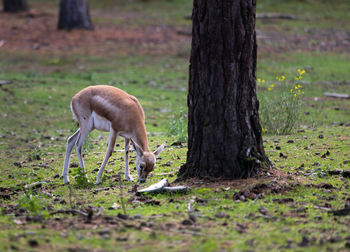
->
xmin=1 ymin=0 xmax=350 ymax=251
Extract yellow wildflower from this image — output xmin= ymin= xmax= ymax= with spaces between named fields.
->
xmin=302 ymin=91 xmax=305 ymax=94
xmin=294 ymin=93 xmax=297 ymax=97
xmin=298 ymin=84 xmax=301 ymax=88
xmin=262 ymin=79 xmax=265 ymax=83
xmin=268 ymin=87 xmax=272 ymax=91
xmin=258 ymin=78 xmax=261 ymax=82
xmin=281 ymin=75 xmax=285 ymax=80
xmin=290 ymin=89 xmax=293 ymax=92
xmin=300 ymin=70 xmax=305 ymax=75
xmin=270 ymin=84 xmax=274 ymax=88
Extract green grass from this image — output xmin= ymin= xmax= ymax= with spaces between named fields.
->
xmin=1 ymin=53 xmax=349 ymax=250
xmin=257 ymin=0 xmax=350 ymax=30
xmin=258 ymin=52 xmax=350 ymax=84
xmin=1 ymin=0 xmax=350 ymax=251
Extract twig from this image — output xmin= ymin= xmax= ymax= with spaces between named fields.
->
xmin=96 ymin=207 xmax=103 ymax=216
xmin=187 ymin=199 xmax=194 ymax=212
xmin=68 ymin=184 xmax=75 ymax=209
xmin=257 ymin=13 xmax=297 ymax=20
xmin=0 ymin=80 xmax=12 ymax=85
xmin=119 ymin=179 xmax=127 ymax=215
xmin=94 ymin=187 xmax=111 ymax=193
xmin=323 ymin=92 xmax=350 ymax=99
xmin=171 ymin=228 xmax=203 ymax=237
xmin=328 ymin=208 xmax=350 ymax=216
xmin=50 ymin=209 xmax=88 ymax=217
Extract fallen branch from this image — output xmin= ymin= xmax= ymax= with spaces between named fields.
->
xmin=24 ymin=181 xmax=48 ymax=189
xmin=328 ymin=207 xmax=350 ymax=216
xmin=96 ymin=207 xmax=103 ymax=216
xmin=323 ymin=92 xmax=350 ymax=99
xmin=177 ymin=29 xmax=191 ymax=36
xmin=136 ymin=179 xmax=191 ymax=195
xmin=257 ymin=13 xmax=297 ymax=20
xmin=0 ymin=80 xmax=12 ymax=85
xmin=50 ymin=209 xmax=88 ymax=217
xmin=93 ymin=187 xmax=111 ymax=193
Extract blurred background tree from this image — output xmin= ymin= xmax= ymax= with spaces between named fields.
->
xmin=58 ymin=0 xmax=93 ymax=30
xmin=2 ymin=0 xmax=29 ymax=12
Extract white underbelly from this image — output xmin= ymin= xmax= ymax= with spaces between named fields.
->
xmin=92 ymin=111 xmax=111 ymax=132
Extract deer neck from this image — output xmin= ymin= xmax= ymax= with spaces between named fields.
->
xmin=132 ymin=124 xmax=150 ymax=153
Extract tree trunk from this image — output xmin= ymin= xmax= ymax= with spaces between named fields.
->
xmin=3 ymin=0 xmax=28 ymax=12
xmin=178 ymin=0 xmax=271 ymax=180
xmin=57 ymin=0 xmax=93 ymax=30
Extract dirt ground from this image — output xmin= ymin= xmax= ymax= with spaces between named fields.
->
xmin=0 ymin=168 xmax=298 ymax=236
xmin=0 ymin=10 xmax=189 ymax=56
xmin=1 ymin=9 xmax=349 ymax=57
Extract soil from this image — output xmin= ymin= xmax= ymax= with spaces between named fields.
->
xmin=0 ymin=10 xmax=190 ymax=56
xmin=257 ymin=27 xmax=350 ymax=54
xmin=1 ymin=9 xmax=349 ymax=57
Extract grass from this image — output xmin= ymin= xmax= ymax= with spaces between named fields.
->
xmin=258 ymin=52 xmax=350 ymax=85
xmin=256 ymin=0 xmax=350 ymax=30
xmin=1 ymin=0 xmax=350 ymax=251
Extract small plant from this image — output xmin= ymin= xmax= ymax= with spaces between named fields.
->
xmin=168 ymin=109 xmax=188 ymax=142
xmin=72 ymin=166 xmax=92 ymax=188
xmin=258 ymin=69 xmax=306 ymax=135
xmin=28 ymin=146 xmax=42 ymax=161
xmin=18 ymin=191 xmax=48 ymax=216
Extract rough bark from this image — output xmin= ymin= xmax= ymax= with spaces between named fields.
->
xmin=178 ymin=0 xmax=271 ymax=180
xmin=57 ymin=0 xmax=93 ymax=30
xmin=3 ymin=0 xmax=28 ymax=12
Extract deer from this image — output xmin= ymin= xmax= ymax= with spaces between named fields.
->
xmin=62 ymin=85 xmax=165 ymax=185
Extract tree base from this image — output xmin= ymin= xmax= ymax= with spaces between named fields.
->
xmin=177 ymin=153 xmax=272 ymax=182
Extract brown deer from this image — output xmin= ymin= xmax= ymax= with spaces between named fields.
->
xmin=62 ymin=85 xmax=165 ymax=184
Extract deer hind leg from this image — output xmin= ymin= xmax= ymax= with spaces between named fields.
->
xmin=62 ymin=129 xmax=80 ymax=184
xmin=75 ymin=121 xmax=93 ymax=178
xmin=124 ymin=138 xmax=134 ymax=182
xmin=96 ymin=129 xmax=117 ymax=184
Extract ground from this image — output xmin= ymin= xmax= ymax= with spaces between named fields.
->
xmin=0 ymin=0 xmax=350 ymax=251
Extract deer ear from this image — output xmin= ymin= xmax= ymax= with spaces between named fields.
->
xmin=132 ymin=141 xmax=144 ymax=157
xmin=154 ymin=143 xmax=166 ymax=158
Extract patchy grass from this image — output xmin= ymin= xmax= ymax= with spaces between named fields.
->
xmin=257 ymin=0 xmax=350 ymax=30
xmin=1 ymin=0 xmax=350 ymax=251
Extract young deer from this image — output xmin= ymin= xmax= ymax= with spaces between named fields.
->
xmin=62 ymin=85 xmax=165 ymax=184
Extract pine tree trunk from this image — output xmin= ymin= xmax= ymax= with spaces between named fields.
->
xmin=3 ymin=0 xmax=28 ymax=12
xmin=178 ymin=0 xmax=271 ymax=180
xmin=57 ymin=0 xmax=93 ymax=30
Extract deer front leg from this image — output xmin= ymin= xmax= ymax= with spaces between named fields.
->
xmin=96 ymin=129 xmax=117 ymax=184
xmin=124 ymin=138 xmax=134 ymax=182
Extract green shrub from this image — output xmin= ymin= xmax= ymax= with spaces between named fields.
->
xmin=258 ymin=69 xmax=306 ymax=135
xmin=28 ymin=147 xmax=42 ymax=161
xmin=72 ymin=167 xmax=92 ymax=188
xmin=168 ymin=109 xmax=187 ymax=142
xmin=18 ymin=191 xmax=48 ymax=216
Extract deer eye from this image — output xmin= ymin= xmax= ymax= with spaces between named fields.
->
xmin=139 ymin=164 xmax=145 ymax=170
